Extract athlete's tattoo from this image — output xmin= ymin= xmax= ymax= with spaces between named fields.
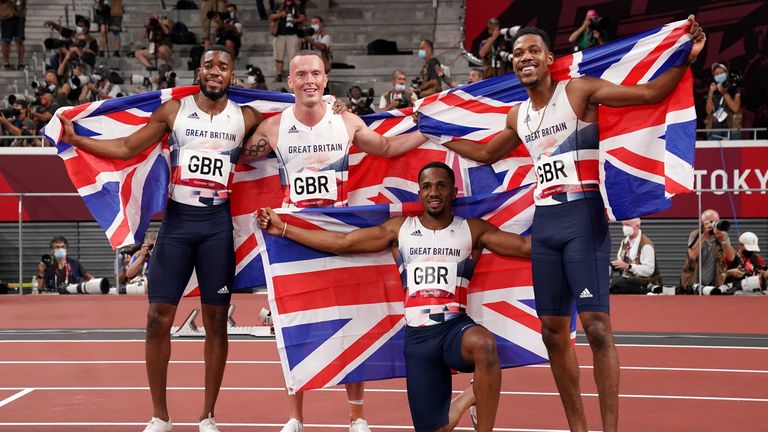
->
xmin=244 ymin=138 xmax=268 ymax=156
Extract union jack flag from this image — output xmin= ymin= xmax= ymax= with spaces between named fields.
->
xmin=257 ymin=186 xmax=551 ymax=392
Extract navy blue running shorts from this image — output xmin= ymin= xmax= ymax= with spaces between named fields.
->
xmin=147 ymin=200 xmax=234 ymax=306
xmin=404 ymin=315 xmax=477 ymax=432
xmin=531 ymin=195 xmax=610 ymax=316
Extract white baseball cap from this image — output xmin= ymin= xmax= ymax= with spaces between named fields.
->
xmin=739 ymin=232 xmax=760 ymax=252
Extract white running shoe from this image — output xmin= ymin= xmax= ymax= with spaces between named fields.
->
xmin=349 ymin=418 xmax=371 ymax=432
xmin=142 ymin=417 xmax=172 ymax=432
xmin=469 ymin=404 xmax=478 ymax=431
xmin=280 ymin=418 xmax=304 ymax=432
xmin=199 ymin=415 xmax=220 ymax=432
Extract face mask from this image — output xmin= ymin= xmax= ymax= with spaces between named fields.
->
xmin=622 ymin=225 xmax=634 ymax=237
xmin=310 ymin=24 xmax=320 ymax=32
xmin=54 ymin=248 xmax=67 ymax=260
xmin=351 ymin=97 xmax=361 ymax=104
xmin=417 ymin=49 xmax=427 ymax=59
xmin=75 ymin=26 xmax=84 ymax=34
xmin=714 ymin=73 xmax=727 ymax=84
xmin=394 ymin=83 xmax=406 ymax=92
xmin=246 ymin=75 xmax=256 ymax=84
xmin=229 ymin=12 xmax=236 ymax=20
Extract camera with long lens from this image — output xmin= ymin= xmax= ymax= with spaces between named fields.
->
xmin=0 ymin=108 xmax=21 ymax=117
xmin=704 ymin=219 xmax=730 ymax=233
xmin=119 ymin=242 xmax=154 ymax=257
xmin=68 ymin=73 xmax=90 ymax=90
xmin=588 ymin=16 xmax=610 ymax=31
xmin=499 ymin=25 xmax=520 ymax=41
xmin=497 ymin=50 xmax=514 ymax=63
xmin=295 ymin=26 xmax=315 ymax=39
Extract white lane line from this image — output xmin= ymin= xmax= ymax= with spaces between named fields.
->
xmin=0 ymin=423 xmax=587 ymax=432
xmin=0 ymin=387 xmax=764 ymax=402
xmin=0 ymin=388 xmax=34 ymax=408
xmin=0 ymin=361 xmax=765 ymax=374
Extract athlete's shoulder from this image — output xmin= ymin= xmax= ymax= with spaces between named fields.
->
xmin=152 ymin=98 xmax=182 ymax=125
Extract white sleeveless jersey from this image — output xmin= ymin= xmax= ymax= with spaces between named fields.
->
xmin=397 ymin=216 xmax=475 ymax=327
xmin=274 ymin=103 xmax=351 ymax=208
xmin=169 ymin=95 xmax=245 ymax=207
xmin=517 ymin=80 xmax=600 ymax=206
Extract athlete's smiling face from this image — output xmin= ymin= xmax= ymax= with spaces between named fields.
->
xmin=512 ymin=34 xmax=554 ymax=88
xmin=288 ymin=54 xmax=327 ymax=105
xmin=418 ymin=167 xmax=458 ymax=218
xmin=198 ymin=50 xmax=233 ymax=101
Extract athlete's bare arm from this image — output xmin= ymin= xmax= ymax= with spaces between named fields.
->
xmin=567 ymin=15 xmax=706 ymax=111
xmin=240 ymin=113 xmax=279 ymax=161
xmin=344 ymin=111 xmax=428 ymax=158
xmin=258 ymin=207 xmax=405 ymax=254
xmin=241 ymin=105 xmax=266 ymax=141
xmin=468 ymin=218 xmax=531 ymax=259
xmin=57 ymin=99 xmax=179 ymax=160
xmin=442 ymin=104 xmax=523 ymax=165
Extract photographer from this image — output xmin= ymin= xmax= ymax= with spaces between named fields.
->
xmin=60 ymin=61 xmax=92 ymax=104
xmin=79 ymin=67 xmax=122 ymax=102
xmin=239 ymin=64 xmax=267 ymax=90
xmin=134 ymin=12 xmax=172 ymax=70
xmin=379 ymin=69 xmax=417 ymax=111
xmin=477 ymin=17 xmax=514 ymax=78
xmin=28 ymin=92 xmax=59 ymax=131
xmin=705 ymin=63 xmax=742 ymax=140
xmin=94 ymin=0 xmax=123 ymax=57
xmin=154 ymin=63 xmax=176 ymax=89
xmin=414 ymin=39 xmax=441 ymax=98
xmin=37 ymin=235 xmax=93 ymax=292
xmin=44 ymin=15 xmax=97 ymax=50
xmin=270 ymin=0 xmax=304 ymax=82
xmin=609 ymin=218 xmax=661 ymax=294
xmin=568 ymin=10 xmax=608 ymax=52
xmin=0 ymin=0 xmax=25 ymax=70
xmin=124 ymin=232 xmax=157 ymax=286
xmin=300 ymin=15 xmax=331 ymax=73
xmin=0 ymin=98 xmax=34 ymax=145
xmin=212 ymin=3 xmax=242 ymax=59
xmin=723 ymin=232 xmax=766 ymax=290
xmin=346 ymin=85 xmax=375 ymax=115
xmin=201 ymin=0 xmax=226 ymax=39
xmin=681 ymin=209 xmax=736 ymax=287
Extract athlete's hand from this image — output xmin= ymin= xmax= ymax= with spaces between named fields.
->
xmin=257 ymin=207 xmax=285 ymax=237
xmin=57 ymin=114 xmax=78 ymax=146
xmin=687 ymin=15 xmax=706 ymax=64
xmin=331 ymin=99 xmax=348 ymax=114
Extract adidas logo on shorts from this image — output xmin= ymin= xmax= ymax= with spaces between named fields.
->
xmin=288 ymin=125 xmax=299 ymax=134
xmin=410 ymin=229 xmax=422 ymax=237
xmin=579 ymin=288 xmax=593 ymax=299
xmin=188 ymin=112 xmax=200 ymax=119
xmin=218 ymin=286 xmax=230 ymax=294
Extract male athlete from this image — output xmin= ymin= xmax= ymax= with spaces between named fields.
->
xmin=242 ymin=50 xmax=428 ymax=432
xmin=59 ymin=45 xmax=266 ymax=432
xmin=434 ymin=17 xmax=706 ymax=432
xmin=258 ymin=162 xmax=531 ymax=432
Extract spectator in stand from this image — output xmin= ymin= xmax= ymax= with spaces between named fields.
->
xmin=724 ymin=232 xmax=767 ymax=291
xmin=0 ymin=98 xmax=35 ymax=145
xmin=94 ymin=0 xmax=123 ymax=57
xmin=270 ymin=0 xmax=305 ymax=82
xmin=239 ymin=64 xmax=267 ymax=90
xmin=468 ymin=67 xmax=484 ymax=84
xmin=681 ymin=209 xmax=736 ymax=288
xmin=414 ymin=39 xmax=441 ymax=98
xmin=37 ymin=235 xmax=94 ymax=292
xmin=346 ymin=85 xmax=375 ymax=115
xmin=379 ymin=69 xmax=417 ymax=111
xmin=477 ymin=17 xmax=510 ymax=78
xmin=705 ymin=63 xmax=742 ymax=140
xmin=125 ymin=231 xmax=157 ymax=285
xmin=213 ymin=3 xmax=243 ymax=59
xmin=302 ymin=16 xmax=331 ymax=73
xmin=44 ymin=15 xmax=97 ymax=51
xmin=201 ymin=0 xmax=226 ymax=40
xmin=60 ymin=61 xmax=92 ymax=104
xmin=80 ymin=68 xmax=122 ymax=102
xmin=134 ymin=12 xmax=173 ymax=71
xmin=568 ymin=9 xmax=607 ymax=52
xmin=29 ymin=92 xmax=59 ymax=131
xmin=154 ymin=63 xmax=176 ymax=90
xmin=610 ymin=218 xmax=662 ymax=294
xmin=0 ymin=0 xmax=25 ymax=69
xmin=434 ymin=65 xmax=485 ymax=90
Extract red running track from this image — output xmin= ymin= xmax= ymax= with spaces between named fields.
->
xmin=0 ymin=295 xmax=766 ymax=431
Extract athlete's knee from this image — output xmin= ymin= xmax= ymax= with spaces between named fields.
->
xmin=201 ymin=305 xmax=229 ymax=337
xmin=582 ymin=317 xmax=614 ymax=352
xmin=146 ymin=304 xmax=175 ymax=336
xmin=540 ymin=321 xmax=571 ymax=351
xmin=466 ymin=330 xmax=498 ymax=368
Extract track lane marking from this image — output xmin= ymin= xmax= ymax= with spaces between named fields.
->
xmin=0 ymin=388 xmax=33 ymax=408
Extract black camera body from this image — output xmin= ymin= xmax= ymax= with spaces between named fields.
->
xmin=120 ymin=242 xmax=154 ymax=257
xmin=1 ymin=108 xmax=21 ymax=117
xmin=296 ymin=26 xmax=315 ymax=38
xmin=588 ymin=16 xmax=610 ymax=31
xmin=41 ymin=254 xmax=53 ymax=266
xmin=410 ymin=76 xmax=423 ymax=90
xmin=395 ymin=97 xmax=411 ymax=109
